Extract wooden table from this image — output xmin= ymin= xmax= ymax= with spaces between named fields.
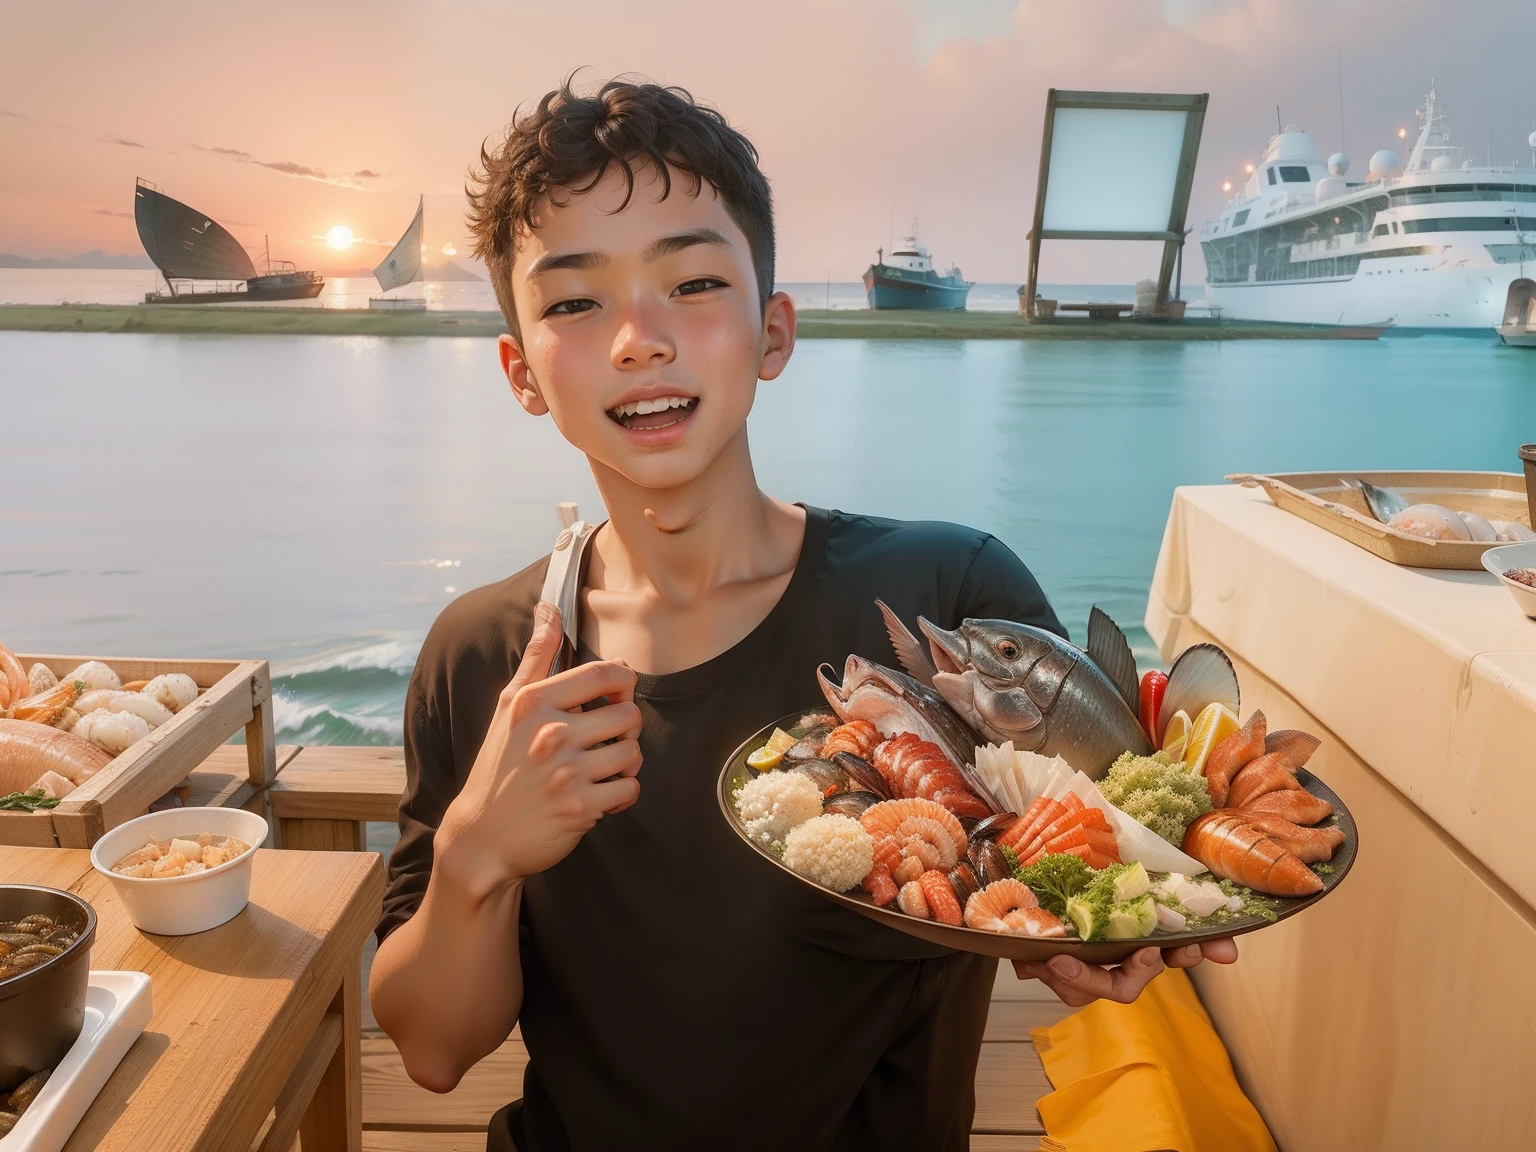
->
xmin=2 ymin=846 xmax=383 ymax=1152
xmin=1055 ymin=303 xmax=1133 ymax=320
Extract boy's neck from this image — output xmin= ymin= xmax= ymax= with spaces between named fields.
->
xmin=586 ymin=428 xmax=803 ymax=607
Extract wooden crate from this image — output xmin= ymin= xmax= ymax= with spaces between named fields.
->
xmin=3 ymin=654 xmax=277 ymax=848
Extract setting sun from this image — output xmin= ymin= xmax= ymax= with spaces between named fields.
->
xmin=325 ymin=226 xmax=354 ymax=250
xmin=441 ymin=243 xmax=457 ymax=256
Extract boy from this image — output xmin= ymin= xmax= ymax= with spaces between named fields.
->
xmin=370 ymin=78 xmax=1235 ymax=1152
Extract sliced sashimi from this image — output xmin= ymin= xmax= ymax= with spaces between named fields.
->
xmin=1225 ymin=752 xmax=1305 ymax=809
xmin=1235 ymin=789 xmax=1333 ymax=825
xmin=1264 ymin=729 xmax=1321 ymax=767
xmin=1202 ymin=710 xmax=1266 ymax=807
xmin=1238 ymin=813 xmax=1345 ymax=863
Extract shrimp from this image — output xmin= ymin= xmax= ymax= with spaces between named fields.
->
xmin=872 ymin=733 xmax=991 ymax=820
xmin=918 ymin=869 xmax=963 ymax=926
xmin=0 ymin=641 xmax=27 ymax=711
xmin=862 ymin=865 xmax=898 ymax=907
xmin=964 ymin=879 xmax=1067 ymax=936
xmin=822 ymin=720 xmax=880 ymax=761
xmin=860 ymin=798 xmax=968 ymax=873
xmin=897 ymin=879 xmax=929 ymax=919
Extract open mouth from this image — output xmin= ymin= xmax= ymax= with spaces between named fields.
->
xmin=606 ymin=395 xmax=698 ymax=431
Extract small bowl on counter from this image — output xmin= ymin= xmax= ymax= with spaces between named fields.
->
xmin=1482 ymin=541 xmax=1536 ymax=618
xmin=0 ymin=885 xmax=97 ymax=1095
xmin=90 ymin=807 xmax=269 ymax=936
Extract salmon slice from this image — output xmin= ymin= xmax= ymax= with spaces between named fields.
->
xmin=1202 ymin=710 xmax=1266 ymax=807
xmin=1225 ymin=753 xmax=1304 ymax=809
xmin=1182 ymin=812 xmax=1322 ymax=897
xmin=999 ymin=796 xmax=1059 ymax=852
xmin=1236 ymin=789 xmax=1333 ymax=825
xmin=1238 ymin=813 xmax=1345 ymax=863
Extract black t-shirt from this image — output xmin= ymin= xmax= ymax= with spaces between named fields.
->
xmin=380 ymin=506 xmax=1065 ymax=1152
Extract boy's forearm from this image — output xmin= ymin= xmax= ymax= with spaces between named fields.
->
xmin=370 ymin=856 xmax=525 ymax=1093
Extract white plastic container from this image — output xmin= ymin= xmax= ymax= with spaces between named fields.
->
xmin=0 ymin=971 xmax=152 ymax=1152
xmin=1482 ymin=541 xmax=1536 ymax=618
xmin=89 ymin=807 xmax=268 ymax=936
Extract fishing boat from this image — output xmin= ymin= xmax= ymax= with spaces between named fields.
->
xmin=134 ymin=179 xmax=323 ymax=304
xmin=1197 ymin=85 xmax=1536 ymax=329
xmin=370 ymin=196 xmax=429 ymax=312
xmin=1499 ymin=277 xmax=1536 ymax=346
xmin=862 ymin=226 xmax=972 ymax=310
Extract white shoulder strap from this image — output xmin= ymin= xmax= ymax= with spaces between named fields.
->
xmin=538 ymin=505 xmax=600 ymax=677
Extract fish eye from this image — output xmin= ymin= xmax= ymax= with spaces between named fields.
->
xmin=997 ymin=640 xmax=1020 ymax=660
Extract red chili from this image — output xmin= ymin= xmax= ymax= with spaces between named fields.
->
xmin=1138 ymin=670 xmax=1168 ymax=746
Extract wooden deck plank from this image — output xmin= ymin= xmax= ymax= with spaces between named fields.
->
xmin=983 ymin=997 xmax=1074 ymax=1042
xmin=364 ymin=1134 xmax=488 ymax=1152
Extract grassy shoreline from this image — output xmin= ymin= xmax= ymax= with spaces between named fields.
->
xmin=0 ymin=302 xmax=1386 ymax=341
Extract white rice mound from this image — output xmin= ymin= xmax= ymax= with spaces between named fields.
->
xmin=783 ymin=814 xmax=875 ymax=893
xmin=736 ymin=770 xmax=823 ymax=846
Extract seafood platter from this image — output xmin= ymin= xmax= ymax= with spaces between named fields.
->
xmin=1230 ymin=469 xmax=1533 ymax=570
xmin=718 ymin=602 xmax=1355 ymax=964
xmin=0 ymin=642 xmax=275 ymax=849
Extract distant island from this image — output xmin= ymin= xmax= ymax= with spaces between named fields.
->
xmin=0 ymin=250 xmax=155 ymax=270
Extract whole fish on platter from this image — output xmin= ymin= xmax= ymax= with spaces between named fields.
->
xmin=876 ymin=602 xmax=1192 ymax=779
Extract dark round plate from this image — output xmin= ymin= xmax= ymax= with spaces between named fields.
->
xmin=718 ymin=709 xmax=1357 ymax=964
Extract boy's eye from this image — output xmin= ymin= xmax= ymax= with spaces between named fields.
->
xmin=674 ymin=277 xmax=726 ymax=297
xmin=544 ymin=298 xmax=598 ymax=317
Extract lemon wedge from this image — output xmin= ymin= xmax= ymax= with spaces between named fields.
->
xmin=1160 ymin=709 xmax=1192 ymax=763
xmin=1182 ymin=702 xmax=1240 ymax=776
xmin=746 ymin=746 xmax=783 ymax=772
xmin=764 ymin=727 xmax=797 ymax=756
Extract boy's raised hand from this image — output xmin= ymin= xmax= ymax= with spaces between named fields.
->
xmin=436 ymin=601 xmax=642 ymax=893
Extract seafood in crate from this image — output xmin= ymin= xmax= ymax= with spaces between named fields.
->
xmin=721 ymin=600 xmax=1355 ymax=960
xmin=0 ymin=640 xmax=203 ymax=805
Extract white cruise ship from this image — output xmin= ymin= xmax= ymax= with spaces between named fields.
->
xmin=1198 ymin=86 xmax=1536 ymax=329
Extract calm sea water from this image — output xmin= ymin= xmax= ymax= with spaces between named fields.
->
xmin=2 ymin=325 xmax=1531 ymax=751
xmin=0 ymin=268 xmax=1167 ymax=313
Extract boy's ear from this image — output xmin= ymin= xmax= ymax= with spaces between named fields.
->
xmin=757 ymin=291 xmax=797 ymax=382
xmin=499 ymin=333 xmax=549 ymax=415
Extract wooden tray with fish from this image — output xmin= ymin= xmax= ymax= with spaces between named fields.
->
xmin=718 ymin=708 xmax=1358 ymax=965
xmin=1229 ymin=469 xmax=1532 ymax=570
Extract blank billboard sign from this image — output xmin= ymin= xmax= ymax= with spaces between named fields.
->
xmin=1042 ymin=108 xmax=1189 ymax=234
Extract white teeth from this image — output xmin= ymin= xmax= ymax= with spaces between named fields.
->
xmin=610 ymin=396 xmax=694 ymax=420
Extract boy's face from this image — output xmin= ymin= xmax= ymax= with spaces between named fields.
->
xmin=499 ymin=162 xmax=793 ymax=493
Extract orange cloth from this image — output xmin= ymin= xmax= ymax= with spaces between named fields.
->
xmin=1030 ymin=968 xmax=1276 ymax=1152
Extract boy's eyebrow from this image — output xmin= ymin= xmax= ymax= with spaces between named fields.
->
xmin=641 ymin=228 xmax=730 ymax=261
xmin=525 ymin=249 xmax=610 ymax=278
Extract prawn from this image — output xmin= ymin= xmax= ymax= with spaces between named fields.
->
xmin=822 ymin=720 xmax=880 ymax=761
xmin=964 ymin=879 xmax=1066 ymax=937
xmin=860 ymin=798 xmax=968 ymax=873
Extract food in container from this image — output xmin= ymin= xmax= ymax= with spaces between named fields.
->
xmin=1482 ymin=542 xmax=1536 ymax=618
xmin=0 ymin=886 xmax=96 ymax=1096
xmin=90 ymin=807 xmax=269 ymax=936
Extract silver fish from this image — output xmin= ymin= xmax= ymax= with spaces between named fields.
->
xmin=816 ymin=655 xmax=1002 ymax=810
xmin=1342 ymin=477 xmax=1409 ymax=523
xmin=912 ymin=612 xmax=1153 ymax=779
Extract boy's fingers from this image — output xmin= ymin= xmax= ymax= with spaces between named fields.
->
xmin=532 ymin=660 xmax=639 ymax=713
xmin=579 ymin=738 xmax=642 ymax=781
xmin=506 ymin=602 xmax=564 ymax=697
xmin=588 ymin=775 xmax=640 ymax=816
xmin=1042 ymin=948 xmax=1163 ymax=1006
xmin=562 ymin=700 xmax=643 ymax=749
xmin=1201 ymin=937 xmax=1239 ymax=964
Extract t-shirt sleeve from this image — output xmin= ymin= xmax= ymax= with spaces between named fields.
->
xmin=956 ymin=535 xmax=1067 ymax=640
xmin=377 ymin=672 xmax=458 ymax=943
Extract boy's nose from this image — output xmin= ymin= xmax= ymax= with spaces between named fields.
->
xmin=610 ymin=313 xmax=675 ymax=369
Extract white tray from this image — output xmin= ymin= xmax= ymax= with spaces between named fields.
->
xmin=1 ymin=972 xmax=152 ymax=1152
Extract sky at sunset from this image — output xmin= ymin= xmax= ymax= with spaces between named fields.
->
xmin=3 ymin=0 xmax=1533 ymax=284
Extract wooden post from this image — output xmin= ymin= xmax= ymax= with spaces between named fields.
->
xmin=300 ymin=963 xmax=363 ymax=1152
xmin=246 ymin=661 xmax=280 ymax=846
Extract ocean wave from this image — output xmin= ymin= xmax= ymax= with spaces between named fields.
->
xmin=273 ymin=692 xmax=403 ymax=746
xmin=274 ymin=637 xmax=421 ymax=677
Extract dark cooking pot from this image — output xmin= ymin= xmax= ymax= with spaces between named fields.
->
xmin=0 ymin=885 xmax=97 ymax=1093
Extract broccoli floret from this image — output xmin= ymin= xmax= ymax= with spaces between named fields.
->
xmin=1015 ymin=852 xmax=1093 ymax=916
xmin=1099 ymin=750 xmax=1213 ymax=844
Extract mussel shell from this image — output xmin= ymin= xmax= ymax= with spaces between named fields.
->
xmin=823 ymin=790 xmax=881 ymax=820
xmin=784 ymin=727 xmax=832 ymax=761
xmin=969 ymin=839 xmax=1014 ymax=887
xmin=968 ymin=812 xmax=1019 ymax=842
xmin=0 ymin=1112 xmax=16 ymax=1135
xmin=8 ymin=1070 xmax=49 ymax=1113
xmin=831 ymin=752 xmax=890 ymax=799
xmin=948 ymin=862 xmax=980 ymax=907
xmin=790 ymin=759 xmax=849 ymax=797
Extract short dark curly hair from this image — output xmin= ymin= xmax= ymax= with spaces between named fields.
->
xmin=466 ymin=75 xmax=775 ymax=340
